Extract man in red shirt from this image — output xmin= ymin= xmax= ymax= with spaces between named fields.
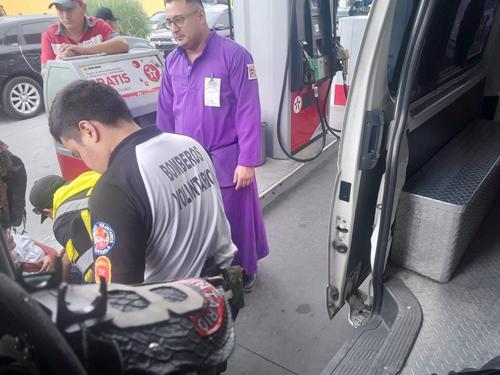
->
xmin=41 ymin=0 xmax=128 ymax=73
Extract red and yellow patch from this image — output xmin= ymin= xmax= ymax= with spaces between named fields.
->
xmin=94 ymin=256 xmax=112 ymax=284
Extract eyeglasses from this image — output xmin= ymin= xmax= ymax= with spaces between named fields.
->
xmin=165 ymin=9 xmax=199 ymax=30
xmin=32 ymin=207 xmax=43 ymax=215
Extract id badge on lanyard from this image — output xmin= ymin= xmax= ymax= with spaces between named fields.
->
xmin=204 ymin=76 xmax=221 ymax=107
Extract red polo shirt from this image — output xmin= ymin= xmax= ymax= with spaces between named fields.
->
xmin=41 ymin=16 xmax=117 ymax=67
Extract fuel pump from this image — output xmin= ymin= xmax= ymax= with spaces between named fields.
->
xmin=230 ymin=0 xmax=350 ymax=159
xmin=276 ymin=0 xmax=349 ymax=162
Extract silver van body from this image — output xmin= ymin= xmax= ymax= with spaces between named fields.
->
xmin=326 ymin=0 xmax=500 ymax=373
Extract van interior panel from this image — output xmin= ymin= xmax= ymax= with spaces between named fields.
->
xmin=406 ymin=80 xmax=484 ymax=178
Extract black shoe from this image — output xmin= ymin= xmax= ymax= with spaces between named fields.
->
xmin=243 ymin=273 xmax=257 ymax=293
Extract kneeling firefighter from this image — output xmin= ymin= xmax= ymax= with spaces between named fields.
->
xmin=30 ymin=171 xmax=100 ymax=283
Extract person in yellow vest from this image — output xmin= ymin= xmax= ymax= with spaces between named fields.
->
xmin=29 ymin=171 xmax=100 ymax=283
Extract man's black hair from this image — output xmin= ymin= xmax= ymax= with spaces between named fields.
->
xmin=49 ymin=80 xmax=134 ymax=143
xmin=164 ymin=0 xmax=203 ymax=7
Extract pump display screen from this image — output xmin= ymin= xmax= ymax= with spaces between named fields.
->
xmin=78 ymin=55 xmax=163 ymax=99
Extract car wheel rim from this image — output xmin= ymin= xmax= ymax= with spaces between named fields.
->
xmin=10 ymin=82 xmax=40 ymax=115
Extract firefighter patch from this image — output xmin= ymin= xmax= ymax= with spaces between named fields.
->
xmin=95 ymin=256 xmax=112 ymax=284
xmin=247 ymin=64 xmax=257 ymax=80
xmin=93 ymin=222 xmax=116 ymax=256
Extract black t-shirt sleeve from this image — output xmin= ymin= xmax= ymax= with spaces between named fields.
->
xmin=90 ymin=182 xmax=146 ymax=284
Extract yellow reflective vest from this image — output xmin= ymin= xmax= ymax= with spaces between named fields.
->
xmin=53 ymin=171 xmax=100 ymax=282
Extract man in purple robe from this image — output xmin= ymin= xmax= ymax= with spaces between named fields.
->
xmin=156 ymin=0 xmax=269 ymax=291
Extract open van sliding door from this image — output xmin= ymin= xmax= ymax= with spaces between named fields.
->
xmin=323 ymin=0 xmax=432 ymax=373
xmin=324 ymin=0 xmax=500 ymax=373
xmin=327 ymin=0 xmax=426 ymax=322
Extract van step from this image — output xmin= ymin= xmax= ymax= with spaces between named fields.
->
xmin=321 ymin=278 xmax=422 ymax=375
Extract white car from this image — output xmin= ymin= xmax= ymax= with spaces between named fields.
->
xmin=149 ymin=11 xmax=166 ymax=31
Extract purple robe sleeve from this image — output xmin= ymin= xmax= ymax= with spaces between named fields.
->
xmin=229 ymin=49 xmax=262 ymax=167
xmin=156 ymin=63 xmax=175 ymax=133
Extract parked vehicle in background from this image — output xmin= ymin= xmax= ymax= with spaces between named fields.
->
xmin=337 ymin=7 xmax=350 ymax=19
xmin=148 ymin=27 xmax=176 ymax=56
xmin=0 ymin=15 xmax=58 ymax=120
xmin=149 ymin=11 xmax=165 ymax=31
xmin=348 ymin=0 xmax=372 ymax=16
xmin=149 ymin=4 xmax=231 ymax=56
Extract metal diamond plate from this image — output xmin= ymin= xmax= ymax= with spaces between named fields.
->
xmin=392 ymin=121 xmax=500 ymax=282
xmin=396 ymin=199 xmax=500 ymax=374
xmin=321 ymin=279 xmax=422 ymax=375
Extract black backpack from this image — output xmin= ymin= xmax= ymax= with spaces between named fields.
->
xmin=0 ymin=141 xmax=27 ymax=230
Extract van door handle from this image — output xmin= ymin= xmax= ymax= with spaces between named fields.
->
xmin=359 ymin=109 xmax=385 ymax=170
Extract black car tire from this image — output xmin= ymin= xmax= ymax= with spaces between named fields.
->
xmin=0 ymin=274 xmax=86 ymax=375
xmin=2 ymin=76 xmax=43 ymax=120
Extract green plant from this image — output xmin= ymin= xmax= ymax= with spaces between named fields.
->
xmin=86 ymin=0 xmax=152 ymax=38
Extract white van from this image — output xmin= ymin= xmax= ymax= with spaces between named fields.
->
xmin=325 ymin=0 xmax=500 ymax=373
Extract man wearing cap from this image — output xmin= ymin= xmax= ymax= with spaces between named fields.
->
xmin=30 ymin=171 xmax=100 ymax=283
xmin=95 ymin=7 xmax=120 ymax=33
xmin=41 ymin=0 xmax=128 ymax=73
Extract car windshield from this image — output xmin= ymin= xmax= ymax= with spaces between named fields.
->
xmin=150 ymin=12 xmax=165 ymax=24
xmin=206 ymin=11 xmax=224 ymax=28
xmin=202 ymin=2 xmax=219 ymax=9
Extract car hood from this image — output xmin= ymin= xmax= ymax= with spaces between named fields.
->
xmin=149 ymin=28 xmax=173 ymax=40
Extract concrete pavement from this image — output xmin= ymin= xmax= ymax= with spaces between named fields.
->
xmin=227 ymin=156 xmax=355 ymax=374
xmin=0 ymin=111 xmax=60 ymax=245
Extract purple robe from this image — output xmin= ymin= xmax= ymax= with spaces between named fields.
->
xmin=156 ymin=32 xmax=269 ymax=275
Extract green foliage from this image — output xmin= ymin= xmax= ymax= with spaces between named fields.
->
xmin=86 ymin=0 xmax=152 ymax=38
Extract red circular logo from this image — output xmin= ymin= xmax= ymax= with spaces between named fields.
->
xmin=180 ymin=279 xmax=225 ymax=337
xmin=143 ymin=64 xmax=161 ymax=82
